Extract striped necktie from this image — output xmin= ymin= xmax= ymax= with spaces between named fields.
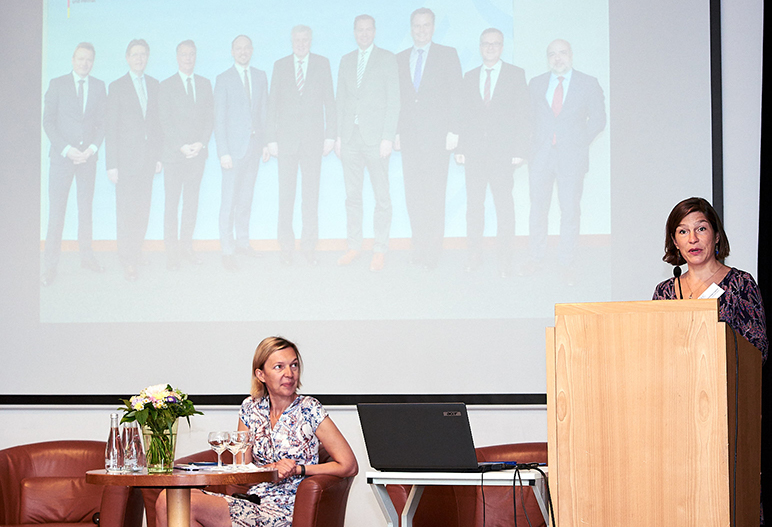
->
xmin=296 ymin=60 xmax=305 ymax=94
xmin=356 ymin=50 xmax=366 ymax=88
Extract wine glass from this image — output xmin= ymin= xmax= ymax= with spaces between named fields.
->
xmin=226 ymin=431 xmax=245 ymax=470
xmin=233 ymin=430 xmax=250 ymax=469
xmin=208 ymin=431 xmax=229 ymax=469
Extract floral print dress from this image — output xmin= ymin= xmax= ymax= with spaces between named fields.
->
xmin=652 ymin=267 xmax=768 ymax=362
xmin=210 ymin=395 xmax=327 ymax=527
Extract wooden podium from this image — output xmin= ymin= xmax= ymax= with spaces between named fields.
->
xmin=546 ymin=300 xmax=762 ymax=526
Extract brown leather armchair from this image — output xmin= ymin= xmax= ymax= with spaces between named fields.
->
xmin=141 ymin=445 xmax=353 ymax=527
xmin=385 ymin=442 xmax=549 ymax=527
xmin=0 ymin=440 xmax=144 ymax=527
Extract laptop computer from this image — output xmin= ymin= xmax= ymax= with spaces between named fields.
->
xmin=357 ymin=402 xmax=514 ymax=472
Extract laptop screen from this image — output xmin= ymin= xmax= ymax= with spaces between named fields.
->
xmin=357 ymin=402 xmax=483 ymax=472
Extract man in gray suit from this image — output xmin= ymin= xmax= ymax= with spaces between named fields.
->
xmin=105 ymin=39 xmax=162 ymax=281
xmin=158 ymin=40 xmax=214 ymax=271
xmin=522 ymin=39 xmax=606 ymax=284
xmin=335 ymin=14 xmax=400 ymax=272
xmin=213 ymin=35 xmax=268 ymax=271
xmin=266 ymin=25 xmax=336 ymax=267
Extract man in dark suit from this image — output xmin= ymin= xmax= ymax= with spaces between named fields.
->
xmin=266 ymin=25 xmax=336 ymax=267
xmin=213 ymin=35 xmax=268 ymax=272
xmin=41 ymin=42 xmax=107 ymax=286
xmin=395 ymin=8 xmax=462 ymax=270
xmin=158 ymin=40 xmax=214 ymax=270
xmin=523 ymin=39 xmax=606 ymax=284
xmin=455 ymin=28 xmax=530 ymax=277
xmin=105 ymin=39 xmax=162 ymax=281
xmin=335 ymin=14 xmax=400 ymax=272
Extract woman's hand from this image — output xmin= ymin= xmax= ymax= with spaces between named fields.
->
xmin=269 ymin=458 xmax=298 ymax=480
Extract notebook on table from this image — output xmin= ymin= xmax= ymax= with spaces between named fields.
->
xmin=357 ymin=402 xmax=514 ymax=473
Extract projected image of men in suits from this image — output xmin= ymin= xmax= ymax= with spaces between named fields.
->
xmin=41 ymin=42 xmax=107 ymax=287
xmin=522 ymin=39 xmax=606 ymax=285
xmin=335 ymin=14 xmax=400 ymax=273
xmin=158 ymin=40 xmax=214 ymax=271
xmin=105 ymin=39 xmax=163 ymax=282
xmin=266 ymin=25 xmax=336 ymax=267
xmin=213 ymin=35 xmax=268 ymax=272
xmin=395 ymin=8 xmax=462 ymax=270
xmin=455 ymin=28 xmax=530 ymax=278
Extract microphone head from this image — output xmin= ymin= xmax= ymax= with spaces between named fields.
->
xmin=673 ymin=265 xmax=682 ymax=278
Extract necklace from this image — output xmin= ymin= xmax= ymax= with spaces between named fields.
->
xmin=685 ymin=266 xmax=724 ymax=299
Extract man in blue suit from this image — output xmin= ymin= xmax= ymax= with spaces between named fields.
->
xmin=41 ymin=42 xmax=107 ymax=286
xmin=522 ymin=39 xmax=606 ymax=284
xmin=213 ymin=35 xmax=268 ymax=271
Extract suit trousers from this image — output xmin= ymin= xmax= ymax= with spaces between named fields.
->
xmin=340 ymin=128 xmax=392 ymax=253
xmin=43 ymin=155 xmax=96 ymax=271
xmin=528 ymin=145 xmax=585 ymax=265
xmin=163 ymin=156 xmax=205 ymax=251
xmin=116 ymin=169 xmax=154 ymax=265
xmin=219 ymin=145 xmax=260 ymax=255
xmin=465 ymin=158 xmax=516 ymax=262
xmin=277 ymin=142 xmax=322 ymax=253
xmin=402 ymin=143 xmax=450 ymax=266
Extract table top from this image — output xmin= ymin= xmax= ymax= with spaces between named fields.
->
xmin=366 ymin=468 xmax=546 ymax=486
xmin=86 ymin=468 xmax=278 ymax=488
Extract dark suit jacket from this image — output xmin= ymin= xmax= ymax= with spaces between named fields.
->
xmin=158 ymin=73 xmax=215 ymax=164
xmin=336 ymin=46 xmax=400 ymax=147
xmin=529 ymin=69 xmax=606 ymax=174
xmin=266 ymin=53 xmax=336 ymax=153
xmin=456 ymin=62 xmax=530 ymax=163
xmin=43 ymin=73 xmax=106 ymax=159
xmin=396 ymin=43 xmax=461 ymax=148
xmin=105 ymin=73 xmax=162 ymax=175
xmin=213 ymin=65 xmax=268 ymax=160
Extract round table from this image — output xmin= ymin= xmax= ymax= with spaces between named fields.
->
xmin=86 ymin=468 xmax=277 ymax=527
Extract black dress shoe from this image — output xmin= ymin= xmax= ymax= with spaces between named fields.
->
xmin=235 ymin=246 xmax=260 ymax=258
xmin=305 ymin=251 xmax=319 ymax=266
xmin=463 ymin=253 xmax=482 ymax=272
xmin=81 ymin=258 xmax=105 ymax=273
xmin=124 ymin=265 xmax=138 ymax=281
xmin=280 ymin=251 xmax=293 ymax=266
xmin=41 ymin=269 xmax=57 ymax=287
xmin=181 ymin=248 xmax=203 ymax=265
xmin=222 ymin=255 xmax=239 ymax=271
xmin=166 ymin=253 xmax=180 ymax=270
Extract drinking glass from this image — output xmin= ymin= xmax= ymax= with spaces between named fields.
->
xmin=208 ymin=431 xmax=229 ymax=468
xmin=226 ymin=431 xmax=244 ymax=470
xmin=233 ymin=430 xmax=250 ymax=469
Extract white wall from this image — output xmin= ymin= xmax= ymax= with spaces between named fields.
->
xmin=0 ymin=404 xmax=547 ymax=526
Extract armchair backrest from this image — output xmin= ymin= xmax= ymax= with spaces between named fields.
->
xmin=0 ymin=440 xmax=143 ymax=527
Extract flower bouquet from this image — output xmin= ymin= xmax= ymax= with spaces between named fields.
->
xmin=119 ymin=384 xmax=202 ymax=473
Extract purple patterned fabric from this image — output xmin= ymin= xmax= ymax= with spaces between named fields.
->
xmin=206 ymin=395 xmax=327 ymax=527
xmin=653 ymin=267 xmax=768 ymax=362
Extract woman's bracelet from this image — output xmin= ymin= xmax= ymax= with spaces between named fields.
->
xmin=299 ymin=464 xmax=306 ymax=477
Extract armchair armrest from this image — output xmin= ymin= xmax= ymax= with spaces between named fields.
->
xmin=292 ymin=475 xmax=353 ymax=527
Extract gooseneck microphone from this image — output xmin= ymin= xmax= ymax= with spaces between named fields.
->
xmin=673 ymin=266 xmax=683 ymax=299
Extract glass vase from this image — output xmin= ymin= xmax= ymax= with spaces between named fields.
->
xmin=142 ymin=419 xmax=178 ymax=474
